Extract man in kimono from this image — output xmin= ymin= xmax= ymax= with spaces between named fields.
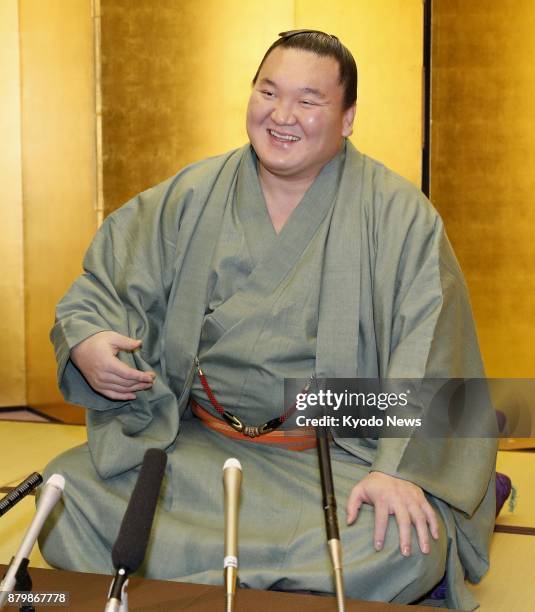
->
xmin=41 ymin=31 xmax=497 ymax=610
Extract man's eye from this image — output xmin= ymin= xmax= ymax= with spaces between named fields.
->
xmin=301 ymin=100 xmax=316 ymax=106
xmin=261 ymin=90 xmax=275 ymax=97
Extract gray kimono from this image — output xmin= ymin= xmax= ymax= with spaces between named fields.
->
xmin=41 ymin=141 xmax=497 ymax=610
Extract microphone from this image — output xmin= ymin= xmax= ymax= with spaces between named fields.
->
xmin=0 ymin=474 xmax=65 ymax=610
xmin=222 ymin=458 xmax=242 ymax=612
xmin=0 ymin=473 xmax=43 ymax=517
xmin=105 ymin=448 xmax=167 ymax=612
xmin=316 ymin=427 xmax=345 ymax=612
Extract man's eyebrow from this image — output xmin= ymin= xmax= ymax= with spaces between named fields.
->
xmin=258 ymin=78 xmax=276 ymax=87
xmin=298 ymin=87 xmax=326 ymax=99
xmin=257 ymin=78 xmax=327 ymax=99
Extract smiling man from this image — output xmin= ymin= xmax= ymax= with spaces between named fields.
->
xmin=247 ymin=45 xmax=355 ymax=233
xmin=41 ymin=31 xmax=496 ymax=610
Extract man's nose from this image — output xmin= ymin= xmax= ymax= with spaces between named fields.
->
xmin=271 ymin=100 xmax=296 ymax=125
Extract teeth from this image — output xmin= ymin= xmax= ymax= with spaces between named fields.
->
xmin=269 ymin=129 xmax=300 ymax=142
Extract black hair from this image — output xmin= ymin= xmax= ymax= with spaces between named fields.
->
xmin=252 ymin=30 xmax=358 ymax=110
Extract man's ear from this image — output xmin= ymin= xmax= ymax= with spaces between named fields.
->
xmin=342 ymin=104 xmax=357 ymax=137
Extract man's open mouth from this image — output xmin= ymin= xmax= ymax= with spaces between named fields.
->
xmin=267 ymin=129 xmax=301 ymax=142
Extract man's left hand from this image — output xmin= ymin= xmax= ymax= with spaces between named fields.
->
xmin=346 ymin=471 xmax=440 ymax=556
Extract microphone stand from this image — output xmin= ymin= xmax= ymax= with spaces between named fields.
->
xmin=315 ymin=425 xmax=345 ymax=612
xmin=104 ymin=571 xmax=129 ymax=612
xmin=0 ymin=557 xmax=35 ymax=612
xmin=14 ymin=559 xmax=35 ymax=612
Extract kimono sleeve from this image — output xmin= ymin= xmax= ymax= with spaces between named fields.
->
xmin=368 ymin=186 xmax=497 ymax=517
xmin=50 ymin=176 xmax=185 ymax=478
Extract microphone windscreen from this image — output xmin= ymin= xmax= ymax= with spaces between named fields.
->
xmin=0 ymin=472 xmax=43 ymax=517
xmin=111 ymin=448 xmax=167 ymax=573
xmin=223 ymin=458 xmax=242 ymax=472
xmin=45 ymin=473 xmax=65 ymax=491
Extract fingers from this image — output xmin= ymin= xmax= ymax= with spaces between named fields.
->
xmin=95 ymin=363 xmax=156 ymax=400
xmin=408 ymin=506 xmax=430 ymax=554
xmin=101 ymin=389 xmax=137 ymax=401
xmin=373 ymin=502 xmax=389 ymax=551
xmin=100 ymin=366 xmax=156 ymax=389
xmin=108 ymin=336 xmax=157 ymax=383
xmin=110 ymin=332 xmax=143 ymax=352
xmin=393 ymin=505 xmax=412 ymax=556
xmin=423 ymin=502 xmax=440 ymax=540
xmin=70 ymin=331 xmax=158 ymax=400
xmin=93 ymin=377 xmax=154 ymax=401
xmin=352 ymin=472 xmax=441 ymax=558
xmin=103 ymin=382 xmax=153 ymax=394
xmin=107 ymin=359 xmax=156 ymax=384
xmin=397 ymin=501 xmax=438 ymax=556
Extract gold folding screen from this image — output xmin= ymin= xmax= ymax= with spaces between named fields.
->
xmin=99 ymin=0 xmax=293 ymax=213
xmin=0 ymin=0 xmax=25 ymax=406
xmin=17 ymin=0 xmax=97 ymax=415
xmin=100 ymin=0 xmax=423 ymax=214
xmin=431 ymin=1 xmax=535 ymax=376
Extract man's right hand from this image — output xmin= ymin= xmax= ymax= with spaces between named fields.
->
xmin=70 ymin=331 xmax=156 ymax=401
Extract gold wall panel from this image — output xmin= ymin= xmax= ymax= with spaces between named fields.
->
xmin=431 ymin=1 xmax=535 ymax=376
xmin=19 ymin=0 xmax=98 ymax=408
xmin=0 ymin=0 xmax=26 ymax=406
xmin=100 ymin=0 xmax=293 ymax=213
xmin=100 ymin=0 xmax=422 ymax=213
xmin=295 ymin=0 xmax=423 ymax=186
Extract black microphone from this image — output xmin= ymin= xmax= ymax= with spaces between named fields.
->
xmin=316 ymin=427 xmax=345 ymax=612
xmin=104 ymin=449 xmax=167 ymax=612
xmin=0 ymin=473 xmax=43 ymax=517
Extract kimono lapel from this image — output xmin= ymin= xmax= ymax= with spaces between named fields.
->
xmin=234 ymin=147 xmax=277 ymax=266
xmin=315 ymin=141 xmax=365 ymax=378
xmin=211 ymin=145 xmax=343 ymax=332
xmin=162 ymin=150 xmax=244 ymax=398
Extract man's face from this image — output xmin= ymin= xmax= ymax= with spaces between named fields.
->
xmin=246 ymin=47 xmax=355 ymax=182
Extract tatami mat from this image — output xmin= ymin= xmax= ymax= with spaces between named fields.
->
xmin=0 ymin=496 xmax=52 ymax=569
xmin=496 ymin=450 xmax=535 ymax=528
xmin=0 ymin=421 xmax=86 ymax=570
xmin=467 ymin=533 xmax=535 ymax=611
xmin=1 ymin=421 xmax=534 ymax=608
xmin=0 ymin=421 xmax=86 ymax=488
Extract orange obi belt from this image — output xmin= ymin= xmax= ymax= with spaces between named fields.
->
xmin=190 ymin=399 xmax=317 ymax=452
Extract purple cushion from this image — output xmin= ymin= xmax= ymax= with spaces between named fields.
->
xmin=496 ymin=410 xmax=507 ymax=433
xmin=496 ymin=472 xmax=512 ymax=516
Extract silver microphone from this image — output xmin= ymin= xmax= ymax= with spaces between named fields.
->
xmin=0 ymin=474 xmax=65 ymax=609
xmin=223 ymin=458 xmax=242 ymax=612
